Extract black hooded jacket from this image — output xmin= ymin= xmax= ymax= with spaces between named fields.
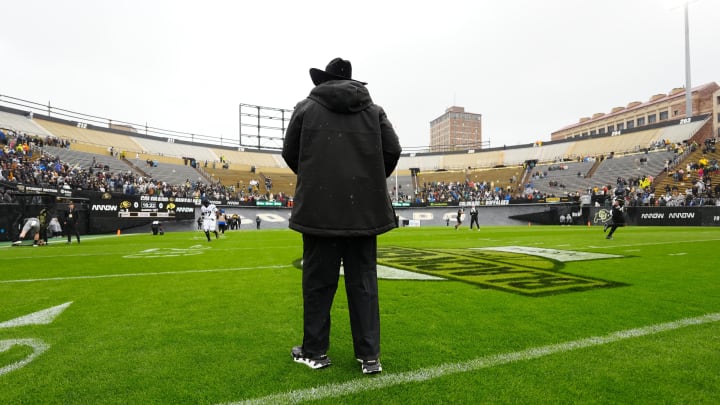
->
xmin=282 ymin=80 xmax=402 ymax=237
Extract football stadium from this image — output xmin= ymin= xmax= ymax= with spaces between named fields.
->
xmin=2 ymin=87 xmax=720 ymax=403
xmin=3 ymin=1 xmax=720 ymax=402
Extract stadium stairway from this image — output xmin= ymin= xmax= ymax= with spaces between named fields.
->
xmin=651 ymin=145 xmax=720 ymax=195
xmin=42 ymin=145 xmax=134 ymax=174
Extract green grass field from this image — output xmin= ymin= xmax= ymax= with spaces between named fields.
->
xmin=1 ymin=225 xmax=719 ymax=404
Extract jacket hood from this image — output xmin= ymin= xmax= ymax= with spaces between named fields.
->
xmin=307 ymin=80 xmax=373 ymax=114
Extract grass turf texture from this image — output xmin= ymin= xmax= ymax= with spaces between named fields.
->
xmin=0 ymin=226 xmax=718 ymax=404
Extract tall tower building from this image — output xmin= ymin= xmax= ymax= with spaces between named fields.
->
xmin=429 ymin=106 xmax=482 ymax=152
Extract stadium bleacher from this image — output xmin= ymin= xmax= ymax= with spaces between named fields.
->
xmin=34 ymin=117 xmax=143 ymax=153
xmin=132 ymin=136 xmax=219 ymax=163
xmin=0 ymin=110 xmax=54 ymax=137
xmin=1 ymin=103 xmax=714 ymax=205
xmin=140 ymin=159 xmax=208 ymax=186
xmin=527 ymin=160 xmax=597 ymax=195
xmin=41 ymin=145 xmax=133 ymax=174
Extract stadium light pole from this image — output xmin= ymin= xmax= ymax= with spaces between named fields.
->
xmin=683 ymin=1 xmax=692 ymax=118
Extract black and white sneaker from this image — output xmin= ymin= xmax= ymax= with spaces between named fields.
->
xmin=12 ymin=241 xmax=21 ymax=246
xmin=357 ymin=358 xmax=382 ymax=374
xmin=291 ymin=346 xmax=331 ymax=369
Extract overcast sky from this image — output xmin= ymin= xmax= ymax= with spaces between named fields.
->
xmin=2 ymin=0 xmax=718 ymax=151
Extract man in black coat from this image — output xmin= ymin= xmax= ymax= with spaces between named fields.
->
xmin=63 ymin=201 xmax=81 ymax=244
xmin=469 ymin=206 xmax=480 ymax=230
xmin=282 ymin=58 xmax=401 ymax=374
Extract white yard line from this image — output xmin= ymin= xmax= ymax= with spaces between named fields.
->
xmin=229 ymin=312 xmax=720 ymax=405
xmin=0 ymin=265 xmax=292 ymax=284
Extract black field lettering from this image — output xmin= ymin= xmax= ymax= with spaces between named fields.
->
xmin=378 ymin=247 xmax=624 ymax=297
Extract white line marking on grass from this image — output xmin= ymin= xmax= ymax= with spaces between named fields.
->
xmin=0 ymin=339 xmax=49 ymax=377
xmin=0 ymin=265 xmax=292 ymax=284
xmin=0 ymin=302 xmax=73 ymax=328
xmin=0 ymin=244 xmax=299 ymax=262
xmin=123 ymin=245 xmax=211 ymax=258
xmin=229 ymin=312 xmax=720 ymax=405
xmin=584 ymin=238 xmax=720 ymax=250
xmin=475 ymin=246 xmax=620 ymax=262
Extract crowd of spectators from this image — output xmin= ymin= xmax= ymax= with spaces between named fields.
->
xmin=397 ymin=137 xmax=720 ymax=208
xmin=0 ymin=128 xmax=290 ymax=204
xmin=401 ymin=180 xmax=520 ymax=205
xmin=3 ymin=125 xmax=719 ymax=208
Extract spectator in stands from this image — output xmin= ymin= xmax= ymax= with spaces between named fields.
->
xmin=282 ymin=58 xmax=401 ymax=374
xmin=665 ymin=186 xmax=685 ymax=207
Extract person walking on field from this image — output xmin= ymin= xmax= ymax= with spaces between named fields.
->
xmin=282 ymin=57 xmax=401 ymax=375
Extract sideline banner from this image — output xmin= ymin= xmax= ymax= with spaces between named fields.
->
xmin=629 ymin=207 xmax=703 ymax=226
xmin=590 ymin=206 xmax=720 ymax=227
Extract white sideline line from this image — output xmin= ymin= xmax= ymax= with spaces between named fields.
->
xmin=584 ymin=237 xmax=720 ymax=250
xmin=230 ymin=312 xmax=720 ymax=405
xmin=0 ymin=265 xmax=292 ymax=284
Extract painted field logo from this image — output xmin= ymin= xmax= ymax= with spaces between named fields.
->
xmin=123 ymin=245 xmax=210 ymax=259
xmin=377 ymin=246 xmax=624 ymax=297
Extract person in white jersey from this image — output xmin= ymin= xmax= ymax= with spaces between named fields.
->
xmin=200 ymin=198 xmax=219 ymax=241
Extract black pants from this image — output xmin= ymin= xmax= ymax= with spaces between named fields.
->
xmin=301 ymin=234 xmax=380 ymax=361
xmin=66 ymin=224 xmax=80 ymax=242
xmin=607 ymin=223 xmax=623 ymax=237
xmin=470 ymin=216 xmax=480 ymax=229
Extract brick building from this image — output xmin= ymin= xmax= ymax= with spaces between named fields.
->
xmin=551 ymin=82 xmax=720 ymax=141
xmin=429 ymin=106 xmax=482 ymax=152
